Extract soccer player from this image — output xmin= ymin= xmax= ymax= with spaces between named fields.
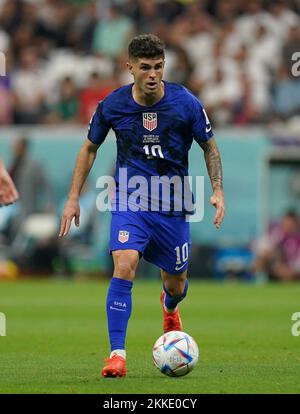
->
xmin=59 ymin=34 xmax=225 ymax=378
xmin=0 ymin=158 xmax=19 ymax=206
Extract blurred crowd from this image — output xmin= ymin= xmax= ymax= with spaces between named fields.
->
xmin=0 ymin=0 xmax=300 ymax=127
xmin=253 ymin=210 xmax=300 ymax=282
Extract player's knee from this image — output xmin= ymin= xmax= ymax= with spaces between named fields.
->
xmin=113 ymin=251 xmax=139 ymax=279
xmin=115 ymin=261 xmax=135 ymax=278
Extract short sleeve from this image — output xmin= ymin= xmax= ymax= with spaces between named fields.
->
xmin=190 ymin=96 xmax=213 ymax=144
xmin=87 ymin=100 xmax=111 ymax=145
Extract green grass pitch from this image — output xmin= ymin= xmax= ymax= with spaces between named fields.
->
xmin=0 ymin=279 xmax=299 ymax=394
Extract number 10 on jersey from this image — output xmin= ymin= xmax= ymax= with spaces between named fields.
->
xmin=143 ymin=145 xmax=164 ymax=159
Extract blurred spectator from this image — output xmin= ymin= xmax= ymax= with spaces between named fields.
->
xmin=12 ymin=46 xmax=46 ymax=124
xmin=92 ymin=4 xmax=134 ymax=57
xmin=79 ymin=71 xmax=118 ymax=124
xmin=57 ymin=76 xmax=79 ymax=122
xmin=233 ymin=71 xmax=258 ymax=125
xmin=0 ymin=0 xmax=20 ymax=35
xmin=203 ymin=35 xmax=239 ymax=80
xmin=39 ymin=2 xmax=76 ymax=49
xmin=200 ymin=65 xmax=242 ymax=126
xmin=8 ymin=137 xmax=53 ymax=239
xmin=11 ymin=23 xmax=35 ymax=62
xmin=0 ymin=137 xmax=61 ymax=275
xmin=165 ymin=46 xmax=194 ymax=86
xmin=266 ymin=0 xmax=299 ymax=40
xmin=0 ymin=76 xmax=13 ymax=124
xmin=0 ymin=136 xmax=59 ymax=275
xmin=130 ymin=0 xmax=160 ymax=34
xmin=282 ymin=25 xmax=300 ymax=75
xmin=157 ymin=0 xmax=183 ymax=22
xmin=64 ymin=1 xmax=98 ymax=52
xmin=235 ymin=0 xmax=267 ymax=44
xmin=0 ymin=27 xmax=9 ymax=52
xmin=253 ymin=210 xmax=300 ymax=281
xmin=272 ymin=65 xmax=300 ymax=119
xmin=212 ymin=0 xmax=239 ymax=23
xmin=46 ymin=76 xmax=80 ymax=124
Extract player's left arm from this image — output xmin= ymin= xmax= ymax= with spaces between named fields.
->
xmin=199 ymin=137 xmax=225 ymax=229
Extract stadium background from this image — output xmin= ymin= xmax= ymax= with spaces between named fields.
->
xmin=0 ymin=0 xmax=300 ymax=395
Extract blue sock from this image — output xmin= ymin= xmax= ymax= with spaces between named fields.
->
xmin=106 ymin=277 xmax=133 ymax=352
xmin=163 ymin=279 xmax=188 ymax=310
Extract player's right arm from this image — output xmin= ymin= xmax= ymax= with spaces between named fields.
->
xmin=59 ymin=139 xmax=100 ymax=237
xmin=59 ymin=99 xmax=111 ymax=237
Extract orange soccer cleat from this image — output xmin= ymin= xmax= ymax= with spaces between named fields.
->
xmin=101 ymin=354 xmax=127 ymax=378
xmin=160 ymin=291 xmax=183 ymax=333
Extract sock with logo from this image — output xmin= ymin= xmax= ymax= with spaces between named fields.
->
xmin=106 ymin=277 xmax=133 ymax=356
xmin=163 ymin=279 xmax=188 ymax=313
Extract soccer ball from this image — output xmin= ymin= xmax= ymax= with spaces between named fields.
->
xmin=152 ymin=331 xmax=199 ymax=377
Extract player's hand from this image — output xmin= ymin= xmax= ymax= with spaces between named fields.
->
xmin=0 ymin=167 xmax=19 ymax=207
xmin=59 ymin=198 xmax=80 ymax=237
xmin=210 ymin=189 xmax=225 ymax=229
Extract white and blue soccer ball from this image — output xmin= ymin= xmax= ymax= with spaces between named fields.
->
xmin=152 ymin=331 xmax=199 ymax=377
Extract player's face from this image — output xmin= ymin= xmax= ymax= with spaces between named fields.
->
xmin=128 ymin=57 xmax=165 ymax=96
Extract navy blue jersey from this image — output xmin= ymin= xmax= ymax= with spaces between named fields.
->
xmin=87 ymin=81 xmax=213 ymax=215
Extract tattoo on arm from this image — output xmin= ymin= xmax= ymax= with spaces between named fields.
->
xmin=199 ymin=138 xmax=223 ymax=192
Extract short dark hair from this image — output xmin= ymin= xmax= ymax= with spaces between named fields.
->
xmin=128 ymin=34 xmax=165 ymax=61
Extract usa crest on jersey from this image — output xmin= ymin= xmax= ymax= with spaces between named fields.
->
xmin=143 ymin=113 xmax=157 ymax=131
xmin=118 ymin=230 xmax=129 ymax=243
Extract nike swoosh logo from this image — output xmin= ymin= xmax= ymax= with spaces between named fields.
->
xmin=175 ymin=263 xmax=187 ymax=271
xmin=203 ymin=109 xmax=212 ymax=133
xmin=110 ymin=306 xmax=126 ymax=312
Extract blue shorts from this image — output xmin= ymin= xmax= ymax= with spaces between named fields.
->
xmin=109 ymin=210 xmax=191 ymax=274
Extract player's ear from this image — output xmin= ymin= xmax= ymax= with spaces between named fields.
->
xmin=126 ymin=61 xmax=133 ymax=75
